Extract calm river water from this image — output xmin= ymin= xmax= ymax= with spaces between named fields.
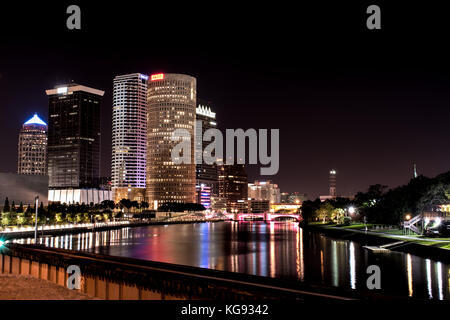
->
xmin=17 ymin=221 xmax=450 ymax=300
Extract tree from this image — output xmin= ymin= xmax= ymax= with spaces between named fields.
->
xmin=331 ymin=208 xmax=345 ymax=224
xmin=315 ymin=202 xmax=334 ymax=223
xmin=10 ymin=201 xmax=16 ymax=213
xmin=101 ymin=200 xmax=115 ymax=211
xmin=3 ymin=197 xmax=10 ymax=213
xmin=119 ymin=199 xmax=132 ymax=213
xmin=300 ymin=199 xmax=321 ymax=224
xmin=140 ymin=201 xmax=149 ymax=210
xmin=130 ymin=201 xmax=139 ymax=212
xmin=17 ymin=202 xmax=24 ymax=213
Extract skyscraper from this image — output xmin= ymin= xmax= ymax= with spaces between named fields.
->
xmin=195 ymin=99 xmax=219 ymax=208
xmin=46 ymin=83 xmax=110 ymax=204
xmin=146 ymin=73 xmax=196 ymax=207
xmin=218 ymin=164 xmax=248 ymax=212
xmin=248 ymin=180 xmax=281 ymax=203
xmin=111 ymin=73 xmax=148 ymax=202
xmin=329 ymin=169 xmax=337 ymax=196
xmin=17 ymin=114 xmax=48 ymax=175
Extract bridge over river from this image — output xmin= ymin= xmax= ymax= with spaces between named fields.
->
xmin=225 ymin=212 xmax=302 ymax=222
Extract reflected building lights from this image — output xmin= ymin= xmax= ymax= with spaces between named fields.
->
xmin=320 ymin=250 xmax=324 ymax=282
xmin=349 ymin=242 xmax=356 ymax=290
xmin=407 ymin=254 xmax=413 ymax=297
xmin=426 ymin=259 xmax=433 ymax=299
xmin=331 ymin=241 xmax=338 ymax=287
xmin=437 ymin=262 xmax=444 ymax=300
xmin=269 ymin=222 xmax=275 ymax=278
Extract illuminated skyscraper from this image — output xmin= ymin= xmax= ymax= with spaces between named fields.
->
xmin=195 ymin=99 xmax=218 ymax=207
xmin=17 ymin=114 xmax=48 ymax=175
xmin=111 ymin=73 xmax=148 ymax=202
xmin=218 ymin=164 xmax=248 ymax=212
xmin=329 ymin=169 xmax=337 ymax=196
xmin=146 ymin=73 xmax=196 ymax=207
xmin=46 ymin=84 xmax=103 ymax=189
xmin=248 ymin=180 xmax=280 ymax=203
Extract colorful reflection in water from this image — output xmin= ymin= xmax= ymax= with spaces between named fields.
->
xmin=12 ymin=221 xmax=450 ymax=300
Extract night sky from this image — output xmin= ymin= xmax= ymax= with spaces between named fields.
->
xmin=1 ymin=2 xmax=450 ymax=199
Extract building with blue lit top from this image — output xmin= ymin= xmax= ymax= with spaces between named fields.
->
xmin=17 ymin=113 xmax=48 ymax=175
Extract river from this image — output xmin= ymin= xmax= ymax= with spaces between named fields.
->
xmin=15 ymin=221 xmax=450 ymax=300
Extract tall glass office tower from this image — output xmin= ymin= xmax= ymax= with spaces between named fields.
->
xmin=46 ymin=83 xmax=103 ymax=189
xmin=146 ymin=73 xmax=196 ymax=207
xmin=111 ymin=73 xmax=148 ymax=202
xmin=17 ymin=114 xmax=48 ymax=175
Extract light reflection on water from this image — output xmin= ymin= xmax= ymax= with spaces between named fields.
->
xmin=11 ymin=221 xmax=450 ymax=300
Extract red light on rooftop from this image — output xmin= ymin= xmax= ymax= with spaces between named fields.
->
xmin=151 ymin=73 xmax=165 ymax=81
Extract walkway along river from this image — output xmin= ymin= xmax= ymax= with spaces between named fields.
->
xmin=11 ymin=221 xmax=450 ymax=300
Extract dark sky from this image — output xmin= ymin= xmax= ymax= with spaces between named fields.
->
xmin=2 ymin=1 xmax=450 ymax=199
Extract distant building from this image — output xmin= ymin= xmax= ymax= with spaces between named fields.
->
xmin=17 ymin=114 xmax=48 ymax=175
xmin=211 ymin=196 xmax=227 ymax=212
xmin=45 ymin=83 xmax=109 ymax=204
xmin=270 ymin=203 xmax=301 ymax=214
xmin=248 ymin=180 xmax=280 ymax=203
xmin=329 ymin=169 xmax=337 ymax=196
xmin=196 ymin=183 xmax=212 ymax=209
xmin=249 ymin=199 xmax=270 ymax=213
xmin=111 ymin=73 xmax=148 ymax=203
xmin=320 ymin=169 xmax=338 ymax=202
xmin=146 ymin=73 xmax=197 ymax=208
xmin=281 ymin=192 xmax=307 ymax=203
xmin=99 ymin=176 xmax=112 ymax=191
xmin=195 ymin=100 xmax=219 ymax=200
xmin=218 ymin=164 xmax=248 ymax=212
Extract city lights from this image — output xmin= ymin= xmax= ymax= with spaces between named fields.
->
xmin=151 ymin=73 xmax=164 ymax=81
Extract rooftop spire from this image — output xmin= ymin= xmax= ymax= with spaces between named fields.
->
xmin=24 ymin=113 xmax=47 ymax=126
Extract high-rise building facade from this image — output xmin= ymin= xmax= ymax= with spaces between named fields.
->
xmin=218 ymin=164 xmax=248 ymax=212
xmin=17 ymin=114 xmax=48 ymax=175
xmin=146 ymin=73 xmax=196 ymax=207
xmin=195 ymin=100 xmax=219 ymax=208
xmin=281 ymin=192 xmax=307 ymax=203
xmin=320 ymin=169 xmax=337 ymax=202
xmin=248 ymin=180 xmax=281 ymax=203
xmin=329 ymin=169 xmax=337 ymax=196
xmin=46 ymin=84 xmax=104 ymax=189
xmin=111 ymin=73 xmax=148 ymax=202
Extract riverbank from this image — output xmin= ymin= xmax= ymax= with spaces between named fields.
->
xmin=304 ymin=223 xmax=450 ymax=263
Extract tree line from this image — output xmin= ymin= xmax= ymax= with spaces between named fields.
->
xmin=301 ymin=171 xmax=450 ymax=225
xmin=1 ymin=197 xmax=205 ymax=227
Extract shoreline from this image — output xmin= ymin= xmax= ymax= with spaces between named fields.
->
xmin=304 ymin=223 xmax=450 ymax=264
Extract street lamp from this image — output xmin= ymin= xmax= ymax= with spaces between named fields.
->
xmin=348 ymin=206 xmax=355 ymax=215
xmin=34 ymin=196 xmax=39 ymax=244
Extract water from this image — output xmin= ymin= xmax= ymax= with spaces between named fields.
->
xmin=15 ymin=221 xmax=450 ymax=300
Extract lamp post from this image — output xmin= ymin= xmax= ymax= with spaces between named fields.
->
xmin=34 ymin=196 xmax=39 ymax=244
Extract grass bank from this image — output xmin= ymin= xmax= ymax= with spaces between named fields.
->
xmin=304 ymin=222 xmax=450 ymax=263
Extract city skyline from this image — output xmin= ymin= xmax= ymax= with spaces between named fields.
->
xmin=2 ymin=3 xmax=450 ymax=200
